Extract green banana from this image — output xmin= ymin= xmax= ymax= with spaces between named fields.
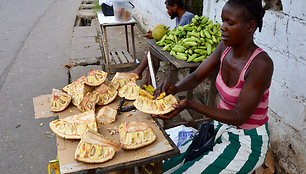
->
xmin=207 ymin=43 xmax=212 ymax=55
xmin=187 ymin=54 xmax=198 ymax=62
xmin=184 ymin=41 xmax=198 ymax=47
xmin=174 ymin=52 xmax=187 ymax=60
xmin=172 ymin=45 xmax=186 ymax=53
xmin=193 ymin=55 xmax=206 ymax=62
xmin=204 ymin=30 xmax=211 ymax=38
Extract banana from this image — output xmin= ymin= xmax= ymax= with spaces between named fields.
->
xmin=187 ymin=54 xmax=198 ymax=62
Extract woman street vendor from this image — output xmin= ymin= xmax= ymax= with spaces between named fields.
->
xmin=153 ymin=0 xmax=274 ymax=173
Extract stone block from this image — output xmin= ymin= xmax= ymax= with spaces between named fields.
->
xmin=262 ymin=47 xmax=287 ymax=83
xmin=283 ymin=54 xmax=306 ymax=97
xmin=269 ymin=82 xmax=305 ymax=129
xmin=77 ymin=10 xmax=96 ymax=19
xmin=73 ymin=26 xmax=97 ymax=38
xmin=282 ymin=0 xmax=306 ymax=20
xmin=71 ymin=36 xmax=102 ymax=60
xmin=255 ymin=11 xmax=289 ymax=53
xmin=80 ymin=4 xmax=96 ymax=9
xmin=287 ymin=18 xmax=306 ymax=59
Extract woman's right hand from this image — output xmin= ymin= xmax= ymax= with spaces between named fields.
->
xmin=153 ymin=80 xmax=177 ymax=99
xmin=152 ymin=99 xmax=189 ymax=120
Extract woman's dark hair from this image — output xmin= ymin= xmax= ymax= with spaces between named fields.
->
xmin=227 ymin=0 xmax=265 ymax=32
xmin=165 ymin=0 xmax=184 ymax=9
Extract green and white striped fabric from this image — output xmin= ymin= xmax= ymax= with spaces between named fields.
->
xmin=163 ymin=121 xmax=270 ymax=174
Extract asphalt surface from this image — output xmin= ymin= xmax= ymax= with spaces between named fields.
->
xmin=0 ymin=0 xmax=83 ymax=173
xmin=0 ymin=0 xmax=151 ymax=173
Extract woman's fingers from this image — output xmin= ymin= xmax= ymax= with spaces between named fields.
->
xmin=153 ymin=80 xmax=167 ymax=98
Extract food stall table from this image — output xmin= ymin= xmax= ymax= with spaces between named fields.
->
xmin=33 ymin=95 xmax=180 ymax=174
xmin=97 ymin=13 xmax=137 ymax=72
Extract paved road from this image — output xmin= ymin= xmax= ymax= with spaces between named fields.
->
xmin=0 ymin=0 xmax=82 ymax=173
xmin=0 ymin=0 xmax=55 ymax=87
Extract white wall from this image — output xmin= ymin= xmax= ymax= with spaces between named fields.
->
xmin=132 ymin=0 xmax=176 ymax=31
xmin=131 ymin=0 xmax=306 ymax=173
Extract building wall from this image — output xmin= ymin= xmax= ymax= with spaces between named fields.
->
xmin=132 ymin=0 xmax=176 ymax=31
xmin=131 ymin=0 xmax=306 ymax=173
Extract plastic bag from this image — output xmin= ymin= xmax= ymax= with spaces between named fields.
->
xmin=184 ymin=121 xmax=215 ymax=163
xmin=165 ymin=125 xmax=197 ymax=148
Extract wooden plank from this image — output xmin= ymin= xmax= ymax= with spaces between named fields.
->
xmin=164 ymin=118 xmax=210 ymax=129
xmin=117 ymin=50 xmax=128 ymax=63
xmin=122 ymin=50 xmax=134 ymax=63
xmin=110 ymin=51 xmax=121 ymax=64
xmin=108 ymin=63 xmax=137 ymax=69
xmin=109 ymin=51 xmax=116 ymax=65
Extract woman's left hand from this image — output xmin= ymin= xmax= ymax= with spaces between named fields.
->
xmin=152 ymin=99 xmax=189 ymax=120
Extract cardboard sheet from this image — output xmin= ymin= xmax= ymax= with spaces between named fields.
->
xmin=33 ymin=94 xmax=57 ymax=118
xmin=33 ymin=95 xmax=177 ymax=173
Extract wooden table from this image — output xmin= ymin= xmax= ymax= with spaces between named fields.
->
xmin=33 ymin=95 xmax=180 ymax=174
xmin=97 ymin=13 xmax=137 ymax=72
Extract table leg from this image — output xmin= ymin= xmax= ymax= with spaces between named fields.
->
xmin=187 ymin=67 xmax=196 ymax=100
xmin=99 ymin=25 xmax=107 ymax=66
xmin=125 ymin=25 xmax=129 ymax=53
xmin=168 ymin=64 xmax=178 ymax=84
xmin=154 ymin=161 xmax=163 ymax=174
xmin=103 ymin=26 xmax=110 ymax=72
xmin=207 ymin=70 xmax=218 ymax=107
xmin=129 ymin=167 xmax=135 ymax=174
xmin=131 ymin=24 xmax=136 ymax=61
xmin=87 ymin=169 xmax=96 ymax=174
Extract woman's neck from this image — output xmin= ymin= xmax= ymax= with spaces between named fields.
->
xmin=231 ymin=39 xmax=257 ymax=60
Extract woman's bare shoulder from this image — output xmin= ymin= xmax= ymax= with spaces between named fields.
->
xmin=213 ymin=41 xmax=228 ymax=58
xmin=252 ymin=50 xmax=273 ymax=70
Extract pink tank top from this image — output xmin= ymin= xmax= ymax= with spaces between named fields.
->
xmin=215 ymin=47 xmax=269 ymax=129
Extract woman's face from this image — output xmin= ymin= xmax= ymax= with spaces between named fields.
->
xmin=220 ymin=3 xmax=250 ymax=46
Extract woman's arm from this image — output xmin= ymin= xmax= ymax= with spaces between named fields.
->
xmin=175 ymin=42 xmax=224 ymax=93
xmin=154 ymin=42 xmax=225 ymax=98
xmin=184 ymin=52 xmax=273 ymax=126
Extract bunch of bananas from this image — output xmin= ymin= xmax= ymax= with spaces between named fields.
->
xmin=156 ymin=15 xmax=222 ymax=63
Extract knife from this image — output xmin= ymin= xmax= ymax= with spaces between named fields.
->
xmin=147 ymin=51 xmax=157 ymax=89
xmin=117 ymin=97 xmax=125 ymax=115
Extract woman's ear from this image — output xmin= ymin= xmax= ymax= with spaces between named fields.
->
xmin=248 ymin=20 xmax=257 ymax=33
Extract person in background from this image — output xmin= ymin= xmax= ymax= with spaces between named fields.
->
xmin=132 ymin=0 xmax=194 ymax=85
xmin=153 ymin=0 xmax=273 ymax=173
xmin=99 ymin=0 xmax=114 ymax=16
